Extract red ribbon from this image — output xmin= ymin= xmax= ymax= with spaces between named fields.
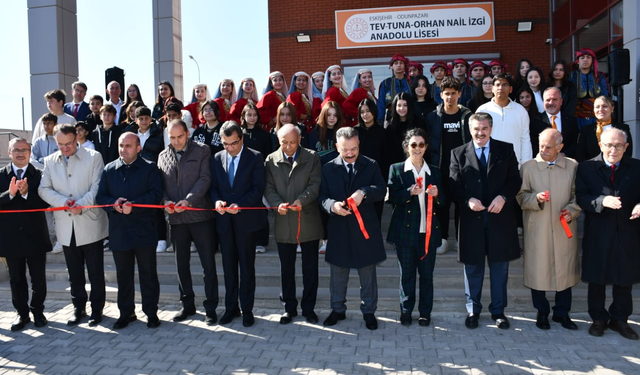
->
xmin=347 ymin=197 xmax=369 ymax=239
xmin=416 ymin=176 xmax=424 ymax=189
xmin=422 ymin=184 xmax=434 ymax=260
xmin=544 ymin=190 xmax=550 ymax=203
xmin=560 ymin=211 xmax=573 ymax=238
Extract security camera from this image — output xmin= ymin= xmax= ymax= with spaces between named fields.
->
xmin=545 ymin=38 xmax=553 ymax=45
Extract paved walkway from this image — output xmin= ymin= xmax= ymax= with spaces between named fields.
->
xmin=0 ymin=301 xmax=638 ymax=375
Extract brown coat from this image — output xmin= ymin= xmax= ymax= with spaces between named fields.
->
xmin=517 ymin=154 xmax=582 ymax=291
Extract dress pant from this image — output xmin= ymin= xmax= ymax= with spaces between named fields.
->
xmin=395 ymin=233 xmax=437 ymax=315
xmin=588 ymin=283 xmax=633 ymax=322
xmin=6 ymin=253 xmax=47 ymax=318
xmin=171 ymin=220 xmax=218 ymax=314
xmin=112 ymin=247 xmax=159 ymax=318
xmin=256 ymin=221 xmax=270 ymax=247
xmin=463 ymin=261 xmax=509 ymax=315
xmin=277 ymin=240 xmax=319 ymax=313
xmin=330 ymin=263 xmax=378 ymax=314
xmin=62 ymin=233 xmax=105 ymax=313
xmin=219 ymin=218 xmax=257 ymax=313
xmin=531 ymin=287 xmax=572 ymax=317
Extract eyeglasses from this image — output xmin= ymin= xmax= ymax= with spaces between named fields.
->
xmin=222 ymin=140 xmax=241 ymax=148
xmin=10 ymin=148 xmax=30 ymax=154
xmin=602 ymin=143 xmax=626 ymax=151
xmin=410 ymin=142 xmax=426 ymax=149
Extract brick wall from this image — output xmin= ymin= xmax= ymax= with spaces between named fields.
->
xmin=268 ymin=0 xmax=551 ymax=80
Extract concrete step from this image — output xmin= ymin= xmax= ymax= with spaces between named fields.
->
xmin=40 ymin=259 xmax=576 ymax=291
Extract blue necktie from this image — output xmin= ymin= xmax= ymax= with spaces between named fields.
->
xmin=229 ymin=155 xmax=237 ymax=187
xmin=479 ymin=147 xmax=487 ymax=168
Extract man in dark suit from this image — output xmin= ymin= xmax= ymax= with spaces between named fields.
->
xmin=96 ymin=133 xmax=163 ymax=330
xmin=576 ymin=128 xmax=640 ymax=340
xmin=210 ymin=121 xmax=266 ymax=327
xmin=318 ymin=127 xmax=387 ymax=330
xmin=449 ymin=112 xmax=522 ymax=330
xmin=0 ymin=138 xmax=52 ymax=331
xmin=530 ymin=87 xmax=579 ymax=159
xmin=64 ymin=81 xmax=92 ymax=121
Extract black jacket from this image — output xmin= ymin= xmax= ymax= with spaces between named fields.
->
xmin=96 ymin=157 xmax=163 ymax=251
xmin=124 ymin=122 xmax=165 ymax=163
xmin=0 ymin=163 xmax=52 ymax=257
xmin=531 ymin=112 xmax=580 ymax=159
xmin=92 ymin=124 xmax=123 ymax=166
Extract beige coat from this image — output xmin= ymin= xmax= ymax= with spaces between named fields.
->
xmin=516 ymin=154 xmax=581 ymax=291
xmin=38 ymin=145 xmax=108 ymax=247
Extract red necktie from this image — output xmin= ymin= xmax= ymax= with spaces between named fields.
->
xmin=73 ymin=104 xmax=79 ymax=117
xmin=610 ymin=164 xmax=616 ymax=186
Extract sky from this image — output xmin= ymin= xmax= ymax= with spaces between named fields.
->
xmin=0 ymin=0 xmax=270 ymax=131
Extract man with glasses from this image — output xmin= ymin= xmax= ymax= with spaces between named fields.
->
xmin=477 ymin=73 xmax=532 ymax=167
xmin=64 ymin=81 xmax=91 ymax=121
xmin=426 ymin=76 xmax=472 ymax=255
xmin=0 ymin=139 xmax=51 ymax=331
xmin=576 ymin=128 xmax=640 ymax=340
xmin=318 ymin=127 xmax=386 ymax=330
xmin=157 ymin=120 xmax=219 ymax=325
xmin=38 ymin=124 xmax=109 ymax=327
xmin=210 ymin=121 xmax=266 ymax=327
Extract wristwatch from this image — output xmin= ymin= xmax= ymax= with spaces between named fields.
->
xmin=359 ymin=189 xmax=367 ymax=199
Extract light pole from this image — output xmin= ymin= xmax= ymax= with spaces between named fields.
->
xmin=189 ymin=55 xmax=200 ymax=83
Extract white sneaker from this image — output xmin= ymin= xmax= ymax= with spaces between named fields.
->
xmin=296 ymin=245 xmax=302 ymax=253
xmin=436 ymin=239 xmax=449 ymax=255
xmin=51 ymin=242 xmax=63 ymax=254
xmin=190 ymin=242 xmax=197 ymax=252
xmin=255 ymin=245 xmax=266 ymax=253
xmin=318 ymin=240 xmax=327 ymax=254
xmin=166 ymin=245 xmax=174 ymax=252
xmin=450 ymin=240 xmax=459 ymax=251
xmin=156 ymin=240 xmax=167 ymax=253
xmin=103 ymin=239 xmax=110 ymax=252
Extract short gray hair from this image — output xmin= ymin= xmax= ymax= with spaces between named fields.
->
xmin=469 ymin=112 xmax=493 ymax=128
xmin=601 ymin=127 xmax=628 ymax=143
xmin=8 ymin=137 xmax=30 ymax=152
xmin=543 ymin=86 xmax=562 ymax=98
xmin=336 ymin=127 xmax=359 ymax=141
xmin=539 ymin=128 xmax=563 ymax=145
xmin=277 ymin=123 xmax=301 ymax=140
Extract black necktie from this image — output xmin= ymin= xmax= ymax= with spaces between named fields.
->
xmin=16 ymin=169 xmax=23 ymax=180
xmin=479 ymin=147 xmax=487 ymax=168
xmin=347 ymin=163 xmax=354 ymax=188
xmin=288 ymin=156 xmax=294 ymax=165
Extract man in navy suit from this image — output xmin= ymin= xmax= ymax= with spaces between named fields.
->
xmin=64 ymin=82 xmax=91 ymax=121
xmin=210 ymin=121 xmax=266 ymax=327
xmin=449 ymin=112 xmax=522 ymax=330
xmin=318 ymin=127 xmax=387 ymax=330
xmin=530 ymin=87 xmax=579 ymax=159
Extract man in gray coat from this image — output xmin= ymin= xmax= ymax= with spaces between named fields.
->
xmin=265 ymin=124 xmax=323 ymax=325
xmin=157 ymin=120 xmax=219 ymax=325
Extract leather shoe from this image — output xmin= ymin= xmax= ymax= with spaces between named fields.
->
xmin=279 ymin=311 xmax=297 ymax=325
xmin=33 ymin=312 xmax=47 ymax=328
xmin=465 ymin=313 xmax=479 ymax=329
xmin=491 ymin=314 xmax=510 ymax=329
xmin=536 ymin=313 xmax=550 ymax=330
xmin=418 ymin=314 xmax=431 ymax=327
xmin=242 ymin=312 xmax=255 ymax=327
xmin=10 ymin=315 xmax=30 ymax=331
xmin=173 ymin=307 xmax=196 ymax=322
xmin=588 ymin=320 xmax=607 ymax=337
xmin=609 ymin=320 xmax=639 ymax=340
xmin=204 ymin=312 xmax=217 ymax=326
xmin=88 ymin=312 xmax=103 ymax=327
xmin=67 ymin=309 xmax=86 ymax=326
xmin=112 ymin=314 xmax=137 ymax=330
xmin=302 ymin=311 xmax=319 ymax=324
xmin=363 ymin=313 xmax=378 ymax=330
xmin=322 ymin=311 xmax=346 ymax=327
xmin=219 ymin=307 xmax=241 ymax=325
xmin=147 ymin=315 xmax=161 ymax=329
xmin=400 ymin=313 xmax=412 ymax=326
xmin=552 ymin=315 xmax=578 ymax=330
